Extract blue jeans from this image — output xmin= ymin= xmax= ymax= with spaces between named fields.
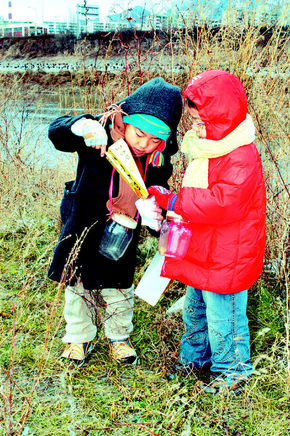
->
xmin=179 ymin=287 xmax=253 ymax=377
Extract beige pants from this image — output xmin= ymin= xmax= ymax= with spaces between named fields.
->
xmin=62 ymin=282 xmax=135 ymax=343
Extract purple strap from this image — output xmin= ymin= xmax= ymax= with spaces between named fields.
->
xmin=108 ymin=156 xmax=150 ymax=221
xmin=108 ymin=167 xmax=116 ymax=218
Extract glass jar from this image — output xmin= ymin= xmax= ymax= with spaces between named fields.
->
xmin=98 ymin=213 xmax=137 ymax=261
xmin=158 ymin=211 xmax=192 ymax=259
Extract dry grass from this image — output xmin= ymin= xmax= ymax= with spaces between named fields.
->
xmin=0 ymin=13 xmax=289 ymax=435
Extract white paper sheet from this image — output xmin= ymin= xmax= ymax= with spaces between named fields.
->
xmin=135 ymin=252 xmax=171 ymax=306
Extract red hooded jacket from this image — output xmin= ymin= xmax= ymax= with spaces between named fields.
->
xmin=162 ymin=70 xmax=266 ymax=293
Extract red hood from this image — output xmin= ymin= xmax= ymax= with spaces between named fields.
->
xmin=183 ymin=70 xmax=248 ymax=140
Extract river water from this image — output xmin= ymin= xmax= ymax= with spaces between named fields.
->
xmin=1 ymin=87 xmax=288 ymax=189
xmin=1 ymin=91 xmax=93 ymax=169
xmin=28 ymin=96 xmax=85 ymax=168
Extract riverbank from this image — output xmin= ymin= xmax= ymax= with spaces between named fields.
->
xmin=1 ymin=55 xmax=287 ymax=95
xmin=0 ymin=52 xmax=186 ymax=90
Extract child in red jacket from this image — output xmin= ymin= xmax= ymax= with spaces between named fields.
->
xmin=148 ymin=70 xmax=266 ymax=394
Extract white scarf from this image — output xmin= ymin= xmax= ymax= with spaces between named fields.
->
xmin=181 ymin=114 xmax=256 ymax=188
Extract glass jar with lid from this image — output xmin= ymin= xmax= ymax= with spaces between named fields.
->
xmin=98 ymin=213 xmax=137 ymax=261
xmin=158 ymin=211 xmax=191 ymax=259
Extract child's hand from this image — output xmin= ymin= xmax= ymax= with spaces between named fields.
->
xmin=148 ymin=186 xmax=177 ymax=211
xmin=135 ymin=196 xmax=163 ymax=231
xmin=82 ymin=120 xmax=108 ymax=157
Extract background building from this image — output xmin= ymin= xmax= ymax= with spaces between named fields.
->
xmin=43 ymin=21 xmax=69 ymax=35
xmin=76 ymin=4 xmax=100 ymax=36
xmin=0 ymin=0 xmax=287 ymax=39
xmin=0 ymin=21 xmax=48 ymax=37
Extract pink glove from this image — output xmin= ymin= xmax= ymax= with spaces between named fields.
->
xmin=148 ymin=186 xmax=177 ymax=211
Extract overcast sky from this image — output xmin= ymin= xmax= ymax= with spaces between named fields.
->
xmin=0 ymin=0 xmax=165 ymax=21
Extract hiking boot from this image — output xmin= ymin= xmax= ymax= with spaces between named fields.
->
xmin=197 ymin=372 xmax=248 ymax=395
xmin=61 ymin=342 xmax=93 ymax=367
xmin=108 ymin=338 xmax=137 ymax=365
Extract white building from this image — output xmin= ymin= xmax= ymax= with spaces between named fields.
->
xmin=0 ymin=21 xmax=48 ymax=37
xmin=43 ymin=21 xmax=70 ymax=34
xmin=76 ymin=4 xmax=100 ymax=36
xmin=145 ymin=12 xmax=170 ymax=31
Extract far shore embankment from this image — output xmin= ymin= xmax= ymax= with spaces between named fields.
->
xmin=0 ymin=53 xmax=285 ymax=90
xmin=0 ymin=53 xmax=178 ymax=74
xmin=0 ymin=52 xmax=187 ymax=90
xmin=0 ymin=28 xmax=287 ymax=91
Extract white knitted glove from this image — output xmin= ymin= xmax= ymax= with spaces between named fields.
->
xmin=135 ymin=196 xmax=163 ymax=231
xmin=71 ymin=118 xmax=108 ymax=156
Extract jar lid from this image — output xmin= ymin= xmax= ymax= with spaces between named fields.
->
xmin=112 ymin=213 xmax=138 ymax=229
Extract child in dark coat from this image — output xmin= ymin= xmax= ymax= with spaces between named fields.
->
xmin=48 ymin=78 xmax=182 ymax=366
xmin=148 ymin=70 xmax=266 ymax=393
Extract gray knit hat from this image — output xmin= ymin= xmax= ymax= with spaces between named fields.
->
xmin=119 ymin=78 xmax=183 ymax=156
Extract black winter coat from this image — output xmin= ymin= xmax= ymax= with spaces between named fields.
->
xmin=48 ymin=114 xmax=173 ymax=290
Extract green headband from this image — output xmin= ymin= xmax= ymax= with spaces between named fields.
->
xmin=123 ymin=114 xmax=171 ymax=142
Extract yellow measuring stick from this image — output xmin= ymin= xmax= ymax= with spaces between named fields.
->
xmin=105 ymin=139 xmax=149 ymax=199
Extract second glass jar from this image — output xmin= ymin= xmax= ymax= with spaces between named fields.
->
xmin=158 ymin=212 xmax=192 ymax=259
